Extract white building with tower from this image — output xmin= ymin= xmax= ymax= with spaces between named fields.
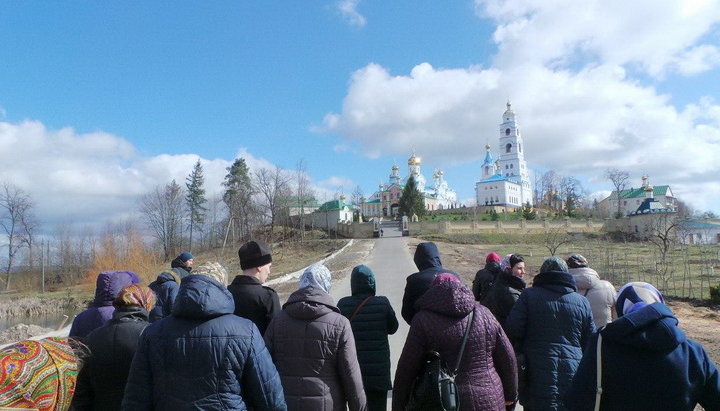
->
xmin=475 ymin=102 xmax=533 ymax=209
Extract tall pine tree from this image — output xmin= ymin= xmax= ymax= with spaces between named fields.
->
xmin=186 ymin=159 xmax=207 ymax=252
xmin=223 ymin=158 xmax=253 ymax=242
xmin=399 ymin=176 xmax=426 ymax=218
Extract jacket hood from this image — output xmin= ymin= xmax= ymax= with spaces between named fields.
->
xmin=154 ymin=271 xmax=179 ymax=284
xmin=414 ymin=242 xmax=442 ymax=271
xmin=350 ymin=265 xmax=376 ymax=296
xmin=601 ymin=302 xmax=685 ymax=352
xmin=283 ymin=286 xmax=339 ymax=320
xmin=568 ymin=267 xmax=600 ymax=291
xmin=93 ymin=270 xmax=141 ymax=307
xmin=415 ymin=281 xmax=475 ymax=318
xmin=532 ymin=270 xmax=577 ymax=294
xmin=171 ymin=274 xmax=235 ymax=320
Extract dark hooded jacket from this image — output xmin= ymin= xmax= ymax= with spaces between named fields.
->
xmin=148 ymin=272 xmax=179 ymax=323
xmin=401 ymin=242 xmax=459 ymax=324
xmin=264 ymin=286 xmax=367 ymax=411
xmin=338 ymin=265 xmax=399 ymax=392
xmin=505 ymin=270 xmax=595 ymax=411
xmin=121 ymin=275 xmax=286 ymax=411
xmin=170 ymin=256 xmax=191 ymax=278
xmin=565 ymin=302 xmax=720 ymax=411
xmin=393 ymin=281 xmax=518 ymax=411
xmin=227 ymin=275 xmax=281 ymax=335
xmin=70 ymin=270 xmax=140 ymax=341
xmin=481 ymin=270 xmax=526 ymax=330
xmin=72 ymin=305 xmax=150 ymax=411
xmin=472 ymin=261 xmax=502 ymax=301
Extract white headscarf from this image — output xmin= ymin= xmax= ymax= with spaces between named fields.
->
xmin=299 ymin=263 xmax=332 ymax=293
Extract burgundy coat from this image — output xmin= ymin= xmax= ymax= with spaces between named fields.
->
xmin=392 ymin=281 xmax=518 ymax=411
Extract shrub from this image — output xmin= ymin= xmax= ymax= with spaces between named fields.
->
xmin=710 ymin=284 xmax=720 ymax=304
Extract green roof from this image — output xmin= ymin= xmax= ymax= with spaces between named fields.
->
xmin=364 ymin=198 xmax=381 ymax=204
xmin=282 ymin=195 xmax=319 ymax=208
xmin=317 ymin=199 xmax=354 ymax=211
xmin=611 ymin=185 xmax=671 ymax=199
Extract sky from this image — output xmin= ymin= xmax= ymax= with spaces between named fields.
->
xmin=1 ymin=0 xmax=719 ymax=231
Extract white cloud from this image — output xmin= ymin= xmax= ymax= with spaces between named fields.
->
xmin=317 ymin=176 xmax=355 ymax=189
xmin=336 ymin=0 xmax=367 ymax=28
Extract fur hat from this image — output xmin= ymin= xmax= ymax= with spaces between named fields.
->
xmin=616 ymin=282 xmax=664 ymax=317
xmin=238 ymin=241 xmax=272 ymax=270
xmin=299 ymin=263 xmax=332 ymax=293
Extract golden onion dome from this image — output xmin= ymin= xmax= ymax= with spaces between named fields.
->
xmin=408 ymin=154 xmax=421 ymax=166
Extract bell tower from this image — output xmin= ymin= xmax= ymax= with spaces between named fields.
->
xmin=497 ymin=101 xmax=533 ymax=205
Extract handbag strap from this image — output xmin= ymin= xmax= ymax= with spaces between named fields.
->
xmin=349 ymin=296 xmax=373 ymax=322
xmin=594 ymin=333 xmax=603 ymax=411
xmin=451 ymin=309 xmax=475 ymax=375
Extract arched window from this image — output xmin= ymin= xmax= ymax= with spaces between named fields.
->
xmin=510 ymin=164 xmax=514 ymax=169
xmin=505 ymin=128 xmax=511 ymax=136
xmin=485 ymin=166 xmax=489 ymax=175
xmin=506 ymin=143 xmax=512 ymax=153
xmin=505 ymin=164 xmax=509 ymax=169
xmin=519 ymin=144 xmax=522 ymax=152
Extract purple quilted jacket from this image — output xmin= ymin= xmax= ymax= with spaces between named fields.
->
xmin=69 ymin=270 xmax=140 ymax=341
xmin=392 ymin=281 xmax=518 ymax=411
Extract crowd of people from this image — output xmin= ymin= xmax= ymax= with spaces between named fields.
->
xmin=1 ymin=240 xmax=719 ymax=411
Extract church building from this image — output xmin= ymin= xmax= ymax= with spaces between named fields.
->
xmin=475 ymin=102 xmax=533 ymax=209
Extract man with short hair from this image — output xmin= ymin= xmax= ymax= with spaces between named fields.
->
xmin=228 ymin=240 xmax=281 ymax=335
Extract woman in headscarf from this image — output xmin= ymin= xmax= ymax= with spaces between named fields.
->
xmin=565 ymin=282 xmax=720 ymax=410
xmin=71 ymin=284 xmax=156 ymax=411
xmin=264 ymin=263 xmax=367 ymax=411
xmin=338 ymin=264 xmax=399 ymax=411
xmin=393 ymin=273 xmax=518 ymax=411
xmin=481 ymin=253 xmax=527 ymax=331
xmin=505 ymin=257 xmax=595 ymax=411
xmin=0 ymin=337 xmax=79 ymax=411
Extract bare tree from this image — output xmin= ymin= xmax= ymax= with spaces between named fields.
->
xmin=254 ymin=166 xmax=293 ymax=239
xmin=540 ymin=170 xmax=560 ymax=208
xmin=295 ymin=160 xmax=314 ymax=240
xmin=560 ymin=176 xmax=584 ymax=217
xmin=605 ymin=168 xmax=630 ymax=218
xmin=140 ymin=180 xmax=185 ymax=261
xmin=0 ymin=183 xmax=37 ymax=291
xmin=542 ymin=224 xmax=573 ymax=256
xmin=641 ymin=213 xmax=679 ymax=292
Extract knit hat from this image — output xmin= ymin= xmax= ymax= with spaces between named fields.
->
xmin=238 ymin=241 xmax=272 ymax=270
xmin=540 ymin=256 xmax=569 ymax=273
xmin=195 ymin=262 xmax=229 ymax=286
xmin=616 ymin=282 xmax=665 ymax=317
xmin=567 ymin=254 xmax=589 ymax=268
xmin=299 ymin=263 xmax=332 ymax=293
xmin=486 ymin=252 xmax=501 ymax=264
xmin=432 ymin=273 xmax=460 ymax=286
xmin=114 ymin=284 xmax=157 ymax=312
xmin=500 ymin=254 xmax=524 ymax=273
xmin=178 ymin=252 xmax=193 ymax=262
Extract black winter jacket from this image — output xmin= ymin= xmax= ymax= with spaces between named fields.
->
xmin=148 ymin=272 xmax=179 ymax=323
xmin=227 ymin=275 xmax=281 ymax=335
xmin=72 ymin=305 xmax=149 ymax=411
xmin=401 ymin=242 xmax=458 ymax=324
xmin=338 ymin=265 xmax=399 ymax=392
xmin=121 ymin=275 xmax=286 ymax=411
xmin=472 ymin=261 xmax=502 ymax=301
xmin=481 ymin=270 xmax=526 ymax=330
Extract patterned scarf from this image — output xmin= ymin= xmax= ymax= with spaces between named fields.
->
xmin=0 ymin=337 xmax=78 ymax=410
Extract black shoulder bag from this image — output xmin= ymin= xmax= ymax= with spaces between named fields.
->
xmin=406 ymin=309 xmax=475 ymax=411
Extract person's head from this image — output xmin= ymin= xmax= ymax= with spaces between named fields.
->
xmin=615 ymin=282 xmax=665 ymax=317
xmin=486 ymin=252 xmax=501 ymax=264
xmin=540 ymin=256 xmax=569 ymax=274
xmin=432 ymin=272 xmax=460 ymax=286
xmin=299 ymin=263 xmax=332 ymax=293
xmin=93 ymin=270 xmax=141 ymax=307
xmin=195 ymin=261 xmax=229 ymax=286
xmin=566 ymin=254 xmax=589 ymax=269
xmin=501 ymin=254 xmax=526 ymax=278
xmin=113 ymin=284 xmax=157 ymax=312
xmin=350 ymin=264 xmax=376 ymax=295
xmin=238 ymin=240 xmax=273 ymax=283
xmin=178 ymin=252 xmax=194 ymax=268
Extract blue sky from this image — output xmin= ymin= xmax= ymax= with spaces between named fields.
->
xmin=1 ymin=0 xmax=720 ymax=228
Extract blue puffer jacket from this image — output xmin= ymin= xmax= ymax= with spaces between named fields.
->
xmin=506 ymin=270 xmax=595 ymax=411
xmin=147 ymin=272 xmax=179 ymax=323
xmin=565 ymin=302 xmax=720 ymax=411
xmin=121 ymin=275 xmax=287 ymax=411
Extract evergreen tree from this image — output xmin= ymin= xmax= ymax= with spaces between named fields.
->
xmin=522 ymin=202 xmax=537 ymax=220
xmin=398 ymin=176 xmax=426 ymax=218
xmin=223 ymin=158 xmax=253 ymax=242
xmin=185 ymin=159 xmax=208 ymax=252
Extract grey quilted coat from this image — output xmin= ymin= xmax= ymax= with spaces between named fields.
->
xmin=264 ymin=286 xmax=368 ymax=411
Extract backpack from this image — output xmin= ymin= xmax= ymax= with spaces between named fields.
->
xmin=406 ymin=310 xmax=475 ymax=411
